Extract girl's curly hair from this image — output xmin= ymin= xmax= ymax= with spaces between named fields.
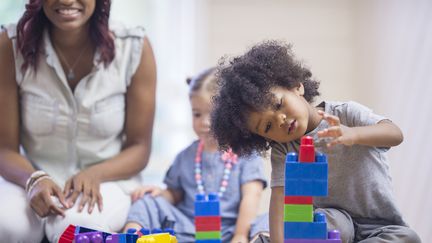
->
xmin=211 ymin=41 xmax=320 ymax=156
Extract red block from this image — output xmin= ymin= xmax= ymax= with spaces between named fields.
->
xmin=59 ymin=224 xmax=76 ymax=243
xmin=195 ymin=216 xmax=221 ymax=231
xmin=284 ymin=196 xmax=313 ymax=204
xmin=195 ymin=216 xmax=221 ymax=225
xmin=299 ymin=136 xmax=315 ymax=163
xmin=196 ymin=222 xmax=221 ymax=231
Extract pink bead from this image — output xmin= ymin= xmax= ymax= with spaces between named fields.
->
xmin=221 ymin=180 xmax=228 ymax=187
xmin=225 ymin=163 xmax=232 ymax=169
xmin=195 ymin=174 xmax=202 ymax=180
xmin=195 ymin=156 xmax=201 ymax=162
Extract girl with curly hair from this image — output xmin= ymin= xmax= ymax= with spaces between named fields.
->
xmin=0 ymin=0 xmax=156 ymax=241
xmin=211 ymin=41 xmax=420 ymax=243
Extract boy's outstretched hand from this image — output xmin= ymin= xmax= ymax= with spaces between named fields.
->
xmin=131 ymin=185 xmax=163 ymax=203
xmin=317 ymin=110 xmax=358 ymax=148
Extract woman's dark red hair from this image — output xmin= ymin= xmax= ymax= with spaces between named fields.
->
xmin=16 ymin=0 xmax=114 ymax=72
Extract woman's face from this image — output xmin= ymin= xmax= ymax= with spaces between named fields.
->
xmin=43 ymin=0 xmax=96 ymax=32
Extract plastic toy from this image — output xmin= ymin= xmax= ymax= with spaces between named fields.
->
xmin=284 ymin=136 xmax=341 ymax=243
xmin=195 ymin=193 xmax=222 ymax=243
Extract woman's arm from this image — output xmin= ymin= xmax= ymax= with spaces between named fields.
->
xmin=0 ymin=31 xmax=67 ymax=217
xmin=0 ymin=31 xmax=33 ymax=187
xmin=269 ymin=186 xmax=284 ymax=243
xmin=231 ymin=180 xmax=264 ymax=243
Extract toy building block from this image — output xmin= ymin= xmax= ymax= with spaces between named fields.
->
xmin=195 ymin=193 xmax=222 ymax=242
xmin=195 ymin=216 xmax=222 ymax=231
xmin=299 ymin=136 xmax=315 ymax=162
xmin=284 ymin=230 xmax=342 ymax=243
xmin=195 ymin=231 xmax=222 ymax=240
xmin=284 ymin=136 xmax=341 ymax=242
xmin=284 ymin=196 xmax=313 ymax=204
xmin=137 ymin=232 xmax=177 ymax=243
xmin=284 ymin=212 xmax=327 ymax=239
xmin=284 ymin=152 xmax=328 ymax=196
xmin=284 ymin=204 xmax=314 ymax=222
xmin=195 ymin=240 xmax=222 ymax=243
xmin=75 ymin=231 xmax=103 ymax=243
xmin=59 ymin=224 xmax=76 ymax=243
xmin=195 ymin=193 xmax=220 ymax=216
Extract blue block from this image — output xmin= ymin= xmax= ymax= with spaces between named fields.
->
xmin=284 ymin=178 xmax=328 ymax=196
xmin=285 ymin=161 xmax=328 ymax=181
xmin=284 ymin=213 xmax=327 ymax=239
xmin=196 ymin=240 xmax=222 ymax=243
xmin=195 ymin=193 xmax=220 ymax=216
xmin=284 ymin=160 xmax=328 ymax=196
xmin=284 ymin=222 xmax=327 ymax=239
xmin=284 ymin=239 xmax=341 ymax=243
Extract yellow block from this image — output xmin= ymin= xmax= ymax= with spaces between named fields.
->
xmin=137 ymin=233 xmax=177 ymax=243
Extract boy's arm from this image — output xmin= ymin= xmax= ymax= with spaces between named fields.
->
xmin=352 ymin=120 xmax=403 ymax=147
xmin=232 ymin=180 xmax=264 ymax=243
xmin=318 ymin=111 xmax=403 ymax=148
xmin=269 ymin=186 xmax=284 ymax=243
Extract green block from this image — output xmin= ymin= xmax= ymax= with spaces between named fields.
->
xmin=284 ymin=204 xmax=313 ymax=222
xmin=195 ymin=231 xmax=222 ymax=239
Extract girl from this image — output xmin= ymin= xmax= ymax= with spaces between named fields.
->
xmin=210 ymin=41 xmax=421 ymax=243
xmin=124 ymin=68 xmax=269 ymax=243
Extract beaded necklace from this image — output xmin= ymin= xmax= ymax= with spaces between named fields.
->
xmin=194 ymin=140 xmax=238 ymax=197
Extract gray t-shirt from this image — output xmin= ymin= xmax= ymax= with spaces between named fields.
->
xmin=271 ymin=101 xmax=405 ymax=225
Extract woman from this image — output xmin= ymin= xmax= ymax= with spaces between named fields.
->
xmin=0 ymin=0 xmax=156 ymax=242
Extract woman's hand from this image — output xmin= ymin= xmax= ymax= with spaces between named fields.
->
xmin=28 ymin=178 xmax=69 ymax=217
xmin=131 ymin=185 xmax=163 ymax=203
xmin=317 ymin=110 xmax=358 ymax=148
xmin=230 ymin=234 xmax=248 ymax=243
xmin=63 ymin=169 xmax=103 ymax=214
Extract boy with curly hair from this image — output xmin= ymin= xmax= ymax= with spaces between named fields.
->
xmin=210 ymin=41 xmax=420 ymax=243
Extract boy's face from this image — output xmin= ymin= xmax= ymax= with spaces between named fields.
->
xmin=246 ymin=85 xmax=311 ymax=143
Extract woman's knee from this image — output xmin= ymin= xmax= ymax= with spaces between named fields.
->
xmin=0 ymin=182 xmax=44 ymax=243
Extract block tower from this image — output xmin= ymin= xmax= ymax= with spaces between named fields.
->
xmin=194 ymin=193 xmax=222 ymax=243
xmin=284 ymin=136 xmax=342 ymax=242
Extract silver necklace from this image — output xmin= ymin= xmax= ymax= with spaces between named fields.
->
xmin=54 ymin=42 xmax=90 ymax=81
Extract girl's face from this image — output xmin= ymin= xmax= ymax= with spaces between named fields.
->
xmin=247 ymin=84 xmax=316 ymax=143
xmin=43 ymin=0 xmax=96 ymax=32
xmin=190 ymin=91 xmax=215 ymax=144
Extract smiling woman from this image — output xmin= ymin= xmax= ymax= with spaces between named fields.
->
xmin=0 ymin=0 xmax=157 ymax=242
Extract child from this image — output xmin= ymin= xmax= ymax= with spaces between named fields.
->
xmin=124 ymin=68 xmax=269 ymax=243
xmin=210 ymin=41 xmax=421 ymax=243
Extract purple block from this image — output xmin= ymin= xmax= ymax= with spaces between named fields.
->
xmin=284 ymin=240 xmax=341 ymax=243
xmin=105 ymin=234 xmax=119 ymax=243
xmin=75 ymin=232 xmax=103 ymax=243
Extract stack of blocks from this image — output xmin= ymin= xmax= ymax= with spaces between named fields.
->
xmin=194 ymin=193 xmax=222 ymax=243
xmin=284 ymin=136 xmax=342 ymax=243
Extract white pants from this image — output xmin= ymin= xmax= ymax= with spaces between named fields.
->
xmin=0 ymin=177 xmax=131 ymax=243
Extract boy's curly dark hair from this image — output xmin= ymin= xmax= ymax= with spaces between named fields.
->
xmin=211 ymin=41 xmax=320 ymax=156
